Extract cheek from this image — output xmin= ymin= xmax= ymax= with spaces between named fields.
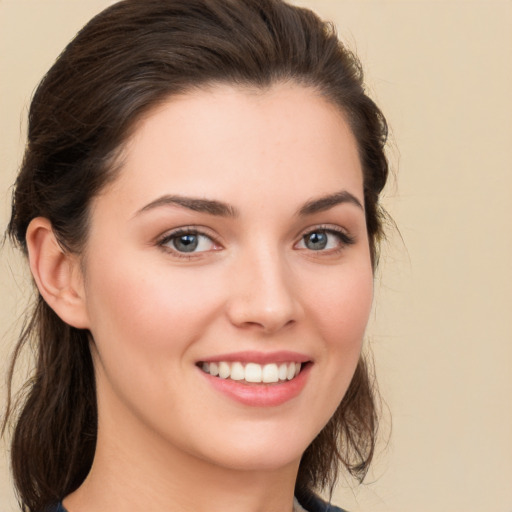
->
xmin=287 ymin=261 xmax=373 ymax=444
xmin=84 ymin=256 xmax=224 ymax=364
xmin=310 ymin=263 xmax=373 ymax=344
xmin=83 ymin=258 xmax=227 ymax=427
xmin=308 ymin=262 xmax=373 ymax=387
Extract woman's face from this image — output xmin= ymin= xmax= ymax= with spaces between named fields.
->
xmin=79 ymin=83 xmax=373 ymax=473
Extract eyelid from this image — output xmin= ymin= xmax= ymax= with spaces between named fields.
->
xmin=156 ymin=225 xmax=223 ymax=257
xmin=295 ymin=224 xmax=356 ymax=250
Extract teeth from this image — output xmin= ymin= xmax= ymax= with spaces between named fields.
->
xmin=201 ymin=361 xmax=302 ymax=383
xmin=262 ymin=363 xmax=279 ymax=383
xmin=230 ymin=362 xmax=245 ymax=381
xmin=209 ymin=362 xmax=219 ymax=376
xmin=245 ymin=363 xmax=262 ymax=383
xmin=218 ymin=361 xmax=230 ymax=379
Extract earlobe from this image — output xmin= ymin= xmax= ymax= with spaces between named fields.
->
xmin=26 ymin=217 xmax=90 ymax=329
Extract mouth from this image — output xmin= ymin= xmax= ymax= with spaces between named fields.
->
xmin=197 ymin=361 xmax=309 ymax=384
xmin=197 ymin=353 xmax=313 ymax=406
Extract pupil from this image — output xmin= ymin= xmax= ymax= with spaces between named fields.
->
xmin=175 ymin=234 xmax=198 ymax=252
xmin=306 ymin=232 xmax=327 ymax=250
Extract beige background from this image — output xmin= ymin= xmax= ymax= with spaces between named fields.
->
xmin=1 ymin=0 xmax=511 ymax=511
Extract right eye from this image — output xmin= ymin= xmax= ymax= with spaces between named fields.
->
xmin=159 ymin=229 xmax=218 ymax=255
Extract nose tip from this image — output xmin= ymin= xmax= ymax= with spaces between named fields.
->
xmin=225 ymin=256 xmax=302 ymax=334
xmin=228 ymin=301 xmax=297 ymax=334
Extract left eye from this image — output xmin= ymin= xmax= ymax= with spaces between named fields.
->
xmin=161 ymin=232 xmax=216 ymax=253
xmin=297 ymin=229 xmax=347 ymax=251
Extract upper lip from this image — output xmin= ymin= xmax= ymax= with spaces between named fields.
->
xmin=197 ymin=350 xmax=312 ymax=365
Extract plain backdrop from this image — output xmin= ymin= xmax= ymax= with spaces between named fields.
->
xmin=1 ymin=1 xmax=511 ymax=511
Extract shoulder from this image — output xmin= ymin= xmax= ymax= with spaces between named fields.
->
xmin=296 ymin=492 xmax=349 ymax=512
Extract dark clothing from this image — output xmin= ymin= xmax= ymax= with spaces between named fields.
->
xmin=297 ymin=492 xmax=348 ymax=512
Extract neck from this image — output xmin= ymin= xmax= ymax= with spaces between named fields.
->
xmin=64 ymin=405 xmax=300 ymax=512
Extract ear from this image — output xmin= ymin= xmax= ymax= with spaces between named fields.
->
xmin=26 ymin=217 xmax=90 ymax=329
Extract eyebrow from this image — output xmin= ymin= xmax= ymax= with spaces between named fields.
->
xmin=135 ymin=189 xmax=363 ymax=219
xmin=135 ymin=195 xmax=239 ymax=218
xmin=297 ymin=190 xmax=364 ymax=216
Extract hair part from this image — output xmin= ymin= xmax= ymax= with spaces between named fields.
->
xmin=3 ymin=1 xmax=389 ymax=510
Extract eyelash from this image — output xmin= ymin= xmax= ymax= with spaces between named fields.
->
xmin=157 ymin=227 xmax=221 ymax=260
xmin=298 ymin=225 xmax=356 ymax=254
xmin=157 ymin=225 xmax=356 ymax=259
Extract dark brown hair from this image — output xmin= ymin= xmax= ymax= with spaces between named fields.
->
xmin=3 ymin=1 xmax=389 ymax=510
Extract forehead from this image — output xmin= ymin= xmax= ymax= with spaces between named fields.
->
xmin=100 ymin=82 xmax=363 ymax=212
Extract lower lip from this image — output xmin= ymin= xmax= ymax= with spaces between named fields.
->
xmin=200 ymin=364 xmax=311 ymax=407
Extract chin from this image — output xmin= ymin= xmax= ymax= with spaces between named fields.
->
xmin=192 ymin=422 xmax=319 ymax=474
xmin=207 ymin=448 xmax=303 ymax=473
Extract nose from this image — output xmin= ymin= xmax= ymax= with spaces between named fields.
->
xmin=225 ymin=247 xmax=303 ymax=334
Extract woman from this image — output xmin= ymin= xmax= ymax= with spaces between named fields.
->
xmin=3 ymin=0 xmax=389 ymax=511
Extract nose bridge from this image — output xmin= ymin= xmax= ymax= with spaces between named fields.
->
xmin=227 ymin=240 xmax=301 ymax=333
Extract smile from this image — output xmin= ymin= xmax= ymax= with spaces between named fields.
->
xmin=200 ymin=361 xmax=301 ymax=383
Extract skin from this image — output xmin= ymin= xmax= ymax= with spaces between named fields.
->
xmin=28 ymin=83 xmax=373 ymax=512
